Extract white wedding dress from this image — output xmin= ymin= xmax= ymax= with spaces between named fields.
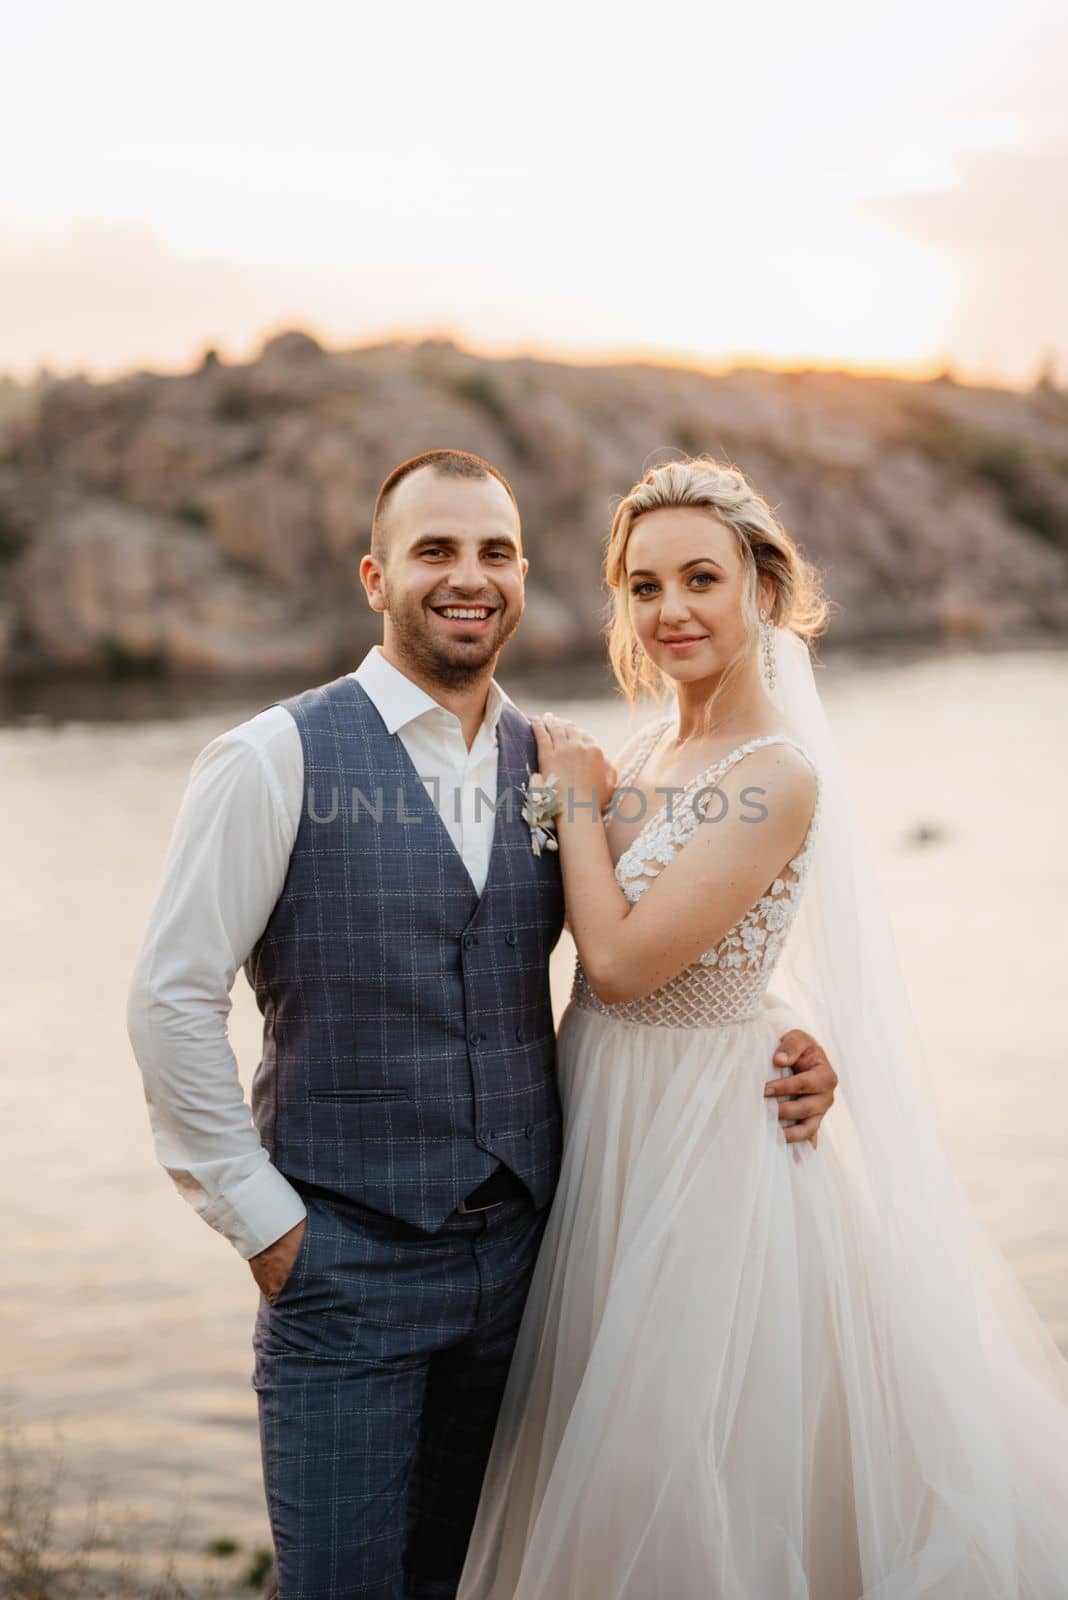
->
xmin=457 ymin=712 xmax=1068 ymax=1599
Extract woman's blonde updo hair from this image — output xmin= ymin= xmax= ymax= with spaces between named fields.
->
xmin=605 ymin=455 xmax=829 ymax=727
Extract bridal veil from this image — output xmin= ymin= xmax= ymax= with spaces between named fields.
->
xmin=767 ymin=625 xmax=1068 ymax=1590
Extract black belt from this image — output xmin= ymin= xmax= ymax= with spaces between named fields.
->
xmin=455 ymin=1164 xmax=530 ymax=1213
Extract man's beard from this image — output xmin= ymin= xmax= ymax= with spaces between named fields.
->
xmin=384 ymin=588 xmax=521 ymax=689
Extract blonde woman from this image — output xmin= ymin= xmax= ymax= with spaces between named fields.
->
xmin=457 ymin=457 xmax=1068 ymax=1598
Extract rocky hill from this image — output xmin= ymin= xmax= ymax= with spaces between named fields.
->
xmin=1 ymin=331 xmax=1066 ymax=679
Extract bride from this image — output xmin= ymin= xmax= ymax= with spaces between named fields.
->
xmin=457 ymin=456 xmax=1068 ymax=1598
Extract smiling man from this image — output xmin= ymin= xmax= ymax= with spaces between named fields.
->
xmin=367 ymin=452 xmax=526 ymax=695
xmin=127 ymin=448 xmax=838 ymax=1599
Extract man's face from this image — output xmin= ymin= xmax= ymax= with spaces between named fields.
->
xmin=361 ymin=470 xmax=527 ymax=687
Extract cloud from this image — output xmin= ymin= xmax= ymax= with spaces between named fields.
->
xmin=863 ymin=143 xmax=1068 ymax=252
xmin=858 ymin=143 xmax=1068 ymax=381
xmin=0 ymin=217 xmax=560 ymax=380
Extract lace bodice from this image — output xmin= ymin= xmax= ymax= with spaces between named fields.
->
xmin=570 ymin=719 xmax=823 ymax=1028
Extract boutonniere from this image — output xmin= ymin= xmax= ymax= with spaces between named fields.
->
xmin=517 ymin=767 xmax=562 ymax=856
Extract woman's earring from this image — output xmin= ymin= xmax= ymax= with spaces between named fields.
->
xmin=759 ymin=608 xmax=777 ymax=691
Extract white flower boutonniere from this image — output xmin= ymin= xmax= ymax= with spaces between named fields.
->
xmin=517 ymin=768 xmax=562 ymax=856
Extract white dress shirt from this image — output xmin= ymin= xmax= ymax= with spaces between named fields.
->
xmin=126 ymin=647 xmax=516 ymax=1260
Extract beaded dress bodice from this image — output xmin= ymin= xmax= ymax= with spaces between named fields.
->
xmin=570 ymin=720 xmax=822 ymax=1028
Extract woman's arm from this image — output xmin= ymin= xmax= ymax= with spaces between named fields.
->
xmin=604 ymin=719 xmax=664 ymax=792
xmin=533 ymin=715 xmax=817 ymax=1005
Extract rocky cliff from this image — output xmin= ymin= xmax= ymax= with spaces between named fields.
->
xmin=1 ymin=331 xmax=1066 ymax=678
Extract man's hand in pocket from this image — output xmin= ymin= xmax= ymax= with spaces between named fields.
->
xmin=249 ymin=1216 xmax=307 ymax=1303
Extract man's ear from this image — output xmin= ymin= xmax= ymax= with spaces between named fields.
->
xmin=360 ymin=554 xmax=387 ymax=614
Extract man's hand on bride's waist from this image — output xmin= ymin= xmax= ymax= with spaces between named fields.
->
xmin=766 ymin=1030 xmax=838 ymax=1150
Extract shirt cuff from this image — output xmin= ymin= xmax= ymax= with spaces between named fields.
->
xmin=205 ymin=1161 xmax=309 ymax=1260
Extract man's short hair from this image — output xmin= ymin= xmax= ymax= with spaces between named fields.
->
xmin=370 ymin=449 xmax=520 ymax=560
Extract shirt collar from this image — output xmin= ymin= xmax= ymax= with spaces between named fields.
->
xmin=350 ymin=645 xmax=515 ymax=737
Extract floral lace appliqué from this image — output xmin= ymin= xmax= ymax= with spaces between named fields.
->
xmin=571 ymin=722 xmax=823 ymax=1029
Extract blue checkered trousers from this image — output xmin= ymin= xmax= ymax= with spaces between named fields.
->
xmin=245 ymin=676 xmax=566 ymax=1599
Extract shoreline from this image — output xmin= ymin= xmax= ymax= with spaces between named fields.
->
xmin=3 ymin=631 xmax=1066 ymax=731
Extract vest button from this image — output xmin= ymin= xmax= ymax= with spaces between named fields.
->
xmin=504 ymin=932 xmax=519 ymax=947
xmin=463 ymin=934 xmax=476 ymax=949
xmin=525 ymin=1124 xmax=535 ymax=1139
xmin=469 ymin=1029 xmax=482 ymax=1046
xmin=515 ymin=1026 xmax=526 ymax=1043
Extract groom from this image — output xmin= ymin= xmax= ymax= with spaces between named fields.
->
xmin=127 ymin=448 xmax=838 ymax=1599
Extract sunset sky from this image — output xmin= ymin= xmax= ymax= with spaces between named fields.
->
xmin=3 ymin=0 xmax=1066 ymax=387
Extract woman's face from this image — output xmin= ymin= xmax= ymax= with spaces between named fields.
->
xmin=624 ymin=507 xmax=766 ymax=685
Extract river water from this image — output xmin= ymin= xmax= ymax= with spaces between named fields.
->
xmin=2 ymin=644 xmax=1066 ymax=1593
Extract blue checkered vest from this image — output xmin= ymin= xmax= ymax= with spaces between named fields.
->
xmin=244 ymin=675 xmax=565 ymax=1231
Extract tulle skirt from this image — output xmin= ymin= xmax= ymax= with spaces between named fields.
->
xmin=456 ymin=997 xmax=1068 ymax=1599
